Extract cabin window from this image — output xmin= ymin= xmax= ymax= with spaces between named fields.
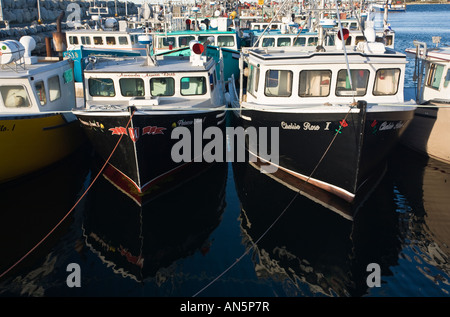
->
xmin=325 ymin=34 xmax=335 ymax=46
xmin=277 ymin=38 xmax=291 ymax=47
xmin=159 ymin=37 xmax=176 ymax=49
xmin=150 ymin=77 xmax=175 ymax=96
xmin=0 ymin=85 xmax=31 ymax=108
xmin=247 ymin=64 xmax=259 ymax=97
xmin=265 ymin=70 xmax=292 ymax=97
xmin=344 ymin=36 xmax=352 ymax=45
xmin=118 ymin=36 xmax=128 ymax=45
xmin=209 ymin=72 xmax=217 ymax=91
xmin=69 ymin=36 xmax=78 ymax=45
xmin=88 ymin=78 xmax=115 ymax=97
xmin=426 ymin=63 xmax=444 ymax=90
xmin=385 ymin=35 xmax=393 ymax=46
xmin=180 ymin=77 xmax=206 ymax=96
xmin=120 ymin=78 xmax=144 ymax=97
xmin=355 ymin=36 xmax=365 ymax=45
xmin=179 ymin=36 xmax=195 ymax=46
xmin=307 ymin=37 xmax=318 ymax=46
xmin=373 ymin=68 xmax=400 ymax=96
xmin=293 ymin=37 xmax=306 ymax=46
xmin=198 ymin=35 xmax=214 ymax=45
xmin=93 ymin=37 xmax=103 ymax=45
xmin=35 ymin=81 xmax=47 ymax=106
xmin=48 ymin=75 xmax=61 ymax=102
xmin=81 ymin=36 xmax=91 ymax=45
xmin=262 ymin=38 xmax=275 ymax=47
xmin=336 ymin=69 xmax=369 ymax=96
xmin=299 ymin=70 xmax=331 ymax=97
xmin=106 ymin=37 xmax=116 ymax=45
xmin=217 ymin=36 xmax=235 ymax=47
xmin=444 ymin=69 xmax=450 ymax=88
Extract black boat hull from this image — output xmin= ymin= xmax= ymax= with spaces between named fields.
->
xmin=76 ymin=109 xmax=226 ymax=193
xmin=233 ymin=104 xmax=414 ymax=202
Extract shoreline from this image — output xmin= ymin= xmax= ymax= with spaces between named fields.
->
xmin=405 ymin=1 xmax=450 ymax=4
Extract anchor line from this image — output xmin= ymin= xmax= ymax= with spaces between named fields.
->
xmin=0 ymin=109 xmax=136 ymax=280
xmin=192 ymin=106 xmax=354 ymax=297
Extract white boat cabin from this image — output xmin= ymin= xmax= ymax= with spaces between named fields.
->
xmin=422 ymin=51 xmax=450 ymax=102
xmin=243 ymin=44 xmax=406 ymax=106
xmin=0 ymin=40 xmax=76 ymax=113
xmin=407 ymin=41 xmax=450 ymax=103
xmin=83 ymin=53 xmax=222 ymax=108
xmin=66 ymin=19 xmax=147 ymax=55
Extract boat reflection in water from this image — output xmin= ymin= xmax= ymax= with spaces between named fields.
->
xmin=233 ymin=144 xmax=450 ymax=296
xmin=0 ymin=146 xmax=91 ymax=293
xmin=81 ymin=160 xmax=227 ymax=282
xmin=387 ymin=146 xmax=450 ymax=289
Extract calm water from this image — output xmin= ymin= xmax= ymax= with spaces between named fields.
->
xmin=1 ymin=4 xmax=450 ymax=301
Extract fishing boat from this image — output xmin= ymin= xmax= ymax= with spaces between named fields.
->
xmin=72 ymin=38 xmax=227 ymax=194
xmin=245 ymin=10 xmax=395 ymax=50
xmin=0 ymin=36 xmax=85 ymax=184
xmin=402 ymin=39 xmax=450 ymax=164
xmin=64 ymin=17 xmax=147 ymax=83
xmin=151 ymin=16 xmax=242 ymax=83
xmin=229 ymin=16 xmax=416 ymax=203
xmin=373 ymin=0 xmax=406 ymax=12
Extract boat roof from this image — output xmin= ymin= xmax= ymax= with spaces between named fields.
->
xmin=152 ymin=30 xmax=237 ymax=36
xmin=406 ymin=46 xmax=450 ymax=62
xmin=247 ymin=45 xmax=406 ymax=65
xmin=83 ymin=55 xmax=216 ymax=74
xmin=66 ymin=28 xmax=145 ymax=35
xmin=0 ymin=58 xmax=71 ymax=79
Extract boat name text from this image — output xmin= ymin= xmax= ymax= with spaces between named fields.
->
xmin=0 ymin=124 xmax=15 ymax=132
xmin=281 ymin=121 xmax=332 ymax=131
xmin=118 ymin=72 xmax=176 ymax=78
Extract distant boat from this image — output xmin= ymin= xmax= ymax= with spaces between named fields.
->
xmin=151 ymin=16 xmax=242 ymax=83
xmin=0 ymin=36 xmax=85 ymax=184
xmin=402 ymin=40 xmax=450 ymax=165
xmin=64 ymin=17 xmax=147 ymax=83
xmin=373 ymin=0 xmax=406 ymax=12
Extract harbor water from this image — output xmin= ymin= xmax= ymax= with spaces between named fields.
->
xmin=0 ymin=4 xmax=450 ymax=302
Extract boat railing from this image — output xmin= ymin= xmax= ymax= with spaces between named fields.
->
xmin=412 ymin=40 xmax=428 ymax=103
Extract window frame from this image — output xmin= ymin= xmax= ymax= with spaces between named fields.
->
xmin=88 ymin=78 xmax=116 ymax=97
xmin=264 ymin=69 xmax=293 ymax=97
xmin=373 ymin=68 xmax=401 ymax=96
xmin=180 ymin=76 xmax=207 ymax=96
xmin=336 ymin=69 xmax=370 ymax=97
xmin=35 ymin=80 xmax=47 ymax=106
xmin=119 ymin=77 xmax=145 ymax=97
xmin=48 ymin=75 xmax=61 ymax=102
xmin=426 ymin=63 xmax=445 ymax=90
xmin=298 ymin=69 xmax=332 ymax=98
xmin=0 ymin=85 xmax=32 ymax=108
xmin=150 ymin=77 xmax=175 ymax=97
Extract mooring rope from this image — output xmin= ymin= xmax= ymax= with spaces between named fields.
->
xmin=0 ymin=109 xmax=136 ymax=280
xmin=192 ymin=105 xmax=355 ymax=297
